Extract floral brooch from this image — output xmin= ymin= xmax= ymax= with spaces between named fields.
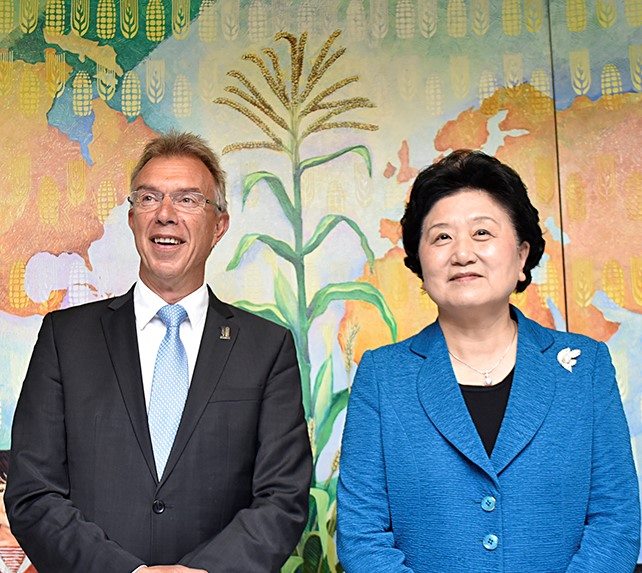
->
xmin=557 ymin=347 xmax=581 ymax=373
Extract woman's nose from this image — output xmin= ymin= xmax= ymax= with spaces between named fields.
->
xmin=450 ymin=237 xmax=477 ymax=264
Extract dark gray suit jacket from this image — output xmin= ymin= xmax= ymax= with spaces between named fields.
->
xmin=6 ymin=286 xmax=311 ymax=572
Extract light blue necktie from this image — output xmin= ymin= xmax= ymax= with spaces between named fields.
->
xmin=148 ymin=304 xmax=189 ymax=479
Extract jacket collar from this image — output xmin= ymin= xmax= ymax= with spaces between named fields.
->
xmin=102 ymin=287 xmax=155 ymax=481
xmin=491 ymin=307 xmax=555 ymax=475
xmin=411 ymin=306 xmax=556 ymax=481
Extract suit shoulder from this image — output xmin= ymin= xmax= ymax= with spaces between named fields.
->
xmin=357 ymin=319 xmax=446 ymax=367
xmin=46 ymin=295 xmax=122 ymax=323
xmin=527 ymin=316 xmax=602 ymax=351
xmin=227 ymin=303 xmax=291 ymax=337
xmin=519 ymin=313 xmax=608 ymax=373
xmin=549 ymin=327 xmax=601 ymax=347
xmin=359 ymin=331 xmax=421 ymax=368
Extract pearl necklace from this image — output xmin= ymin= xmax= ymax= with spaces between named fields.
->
xmin=448 ymin=323 xmax=517 ymax=386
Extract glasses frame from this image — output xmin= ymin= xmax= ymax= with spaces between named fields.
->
xmin=127 ymin=189 xmax=224 ymax=213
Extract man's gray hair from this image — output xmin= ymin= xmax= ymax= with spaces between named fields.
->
xmin=131 ymin=131 xmax=228 ymax=212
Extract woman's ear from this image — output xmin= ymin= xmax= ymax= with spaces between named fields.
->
xmin=518 ymin=241 xmax=530 ymax=282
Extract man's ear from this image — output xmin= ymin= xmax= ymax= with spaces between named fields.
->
xmin=211 ymin=212 xmax=229 ymax=248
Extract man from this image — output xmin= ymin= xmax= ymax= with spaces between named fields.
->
xmin=0 ymin=452 xmax=36 ymax=573
xmin=6 ymin=132 xmax=312 ymax=572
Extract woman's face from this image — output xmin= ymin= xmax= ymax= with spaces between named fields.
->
xmin=418 ymin=189 xmax=530 ymax=314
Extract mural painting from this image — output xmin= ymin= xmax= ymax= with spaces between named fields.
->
xmin=0 ymin=0 xmax=640 ymax=570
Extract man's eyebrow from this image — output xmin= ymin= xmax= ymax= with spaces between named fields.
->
xmin=132 ymin=185 xmax=203 ymax=193
xmin=131 ymin=184 xmax=159 ymax=193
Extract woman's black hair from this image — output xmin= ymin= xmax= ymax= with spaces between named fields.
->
xmin=401 ymin=149 xmax=545 ymax=293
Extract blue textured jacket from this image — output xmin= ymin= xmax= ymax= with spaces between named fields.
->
xmin=337 ymin=308 xmax=640 ymax=572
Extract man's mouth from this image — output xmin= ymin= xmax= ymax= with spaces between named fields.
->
xmin=152 ymin=237 xmax=184 ymax=245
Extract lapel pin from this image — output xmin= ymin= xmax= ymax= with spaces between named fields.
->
xmin=219 ymin=326 xmax=231 ymax=340
xmin=557 ymin=347 xmax=581 ymax=373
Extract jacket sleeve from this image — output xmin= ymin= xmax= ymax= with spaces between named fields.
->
xmin=565 ymin=341 xmax=640 ymax=572
xmin=5 ymin=313 xmax=145 ymax=573
xmin=179 ymin=329 xmax=312 ymax=572
xmin=337 ymin=351 xmax=415 ymax=573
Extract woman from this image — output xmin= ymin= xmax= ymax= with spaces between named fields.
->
xmin=337 ymin=150 xmax=640 ymax=572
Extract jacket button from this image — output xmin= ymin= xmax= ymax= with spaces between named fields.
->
xmin=481 ymin=495 xmax=496 ymax=512
xmin=152 ymin=499 xmax=165 ymax=514
xmin=482 ymin=534 xmax=498 ymax=551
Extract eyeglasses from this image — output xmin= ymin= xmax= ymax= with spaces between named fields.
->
xmin=128 ymin=190 xmax=222 ymax=213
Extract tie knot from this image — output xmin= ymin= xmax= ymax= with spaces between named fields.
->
xmin=157 ymin=304 xmax=188 ymax=328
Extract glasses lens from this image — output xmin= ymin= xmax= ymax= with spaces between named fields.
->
xmin=134 ymin=191 xmax=162 ymax=210
xmin=172 ymin=191 xmax=205 ymax=211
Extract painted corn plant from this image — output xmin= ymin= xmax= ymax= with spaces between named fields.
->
xmin=215 ymin=30 xmax=397 ymax=572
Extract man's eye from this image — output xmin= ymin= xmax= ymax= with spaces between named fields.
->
xmin=140 ymin=193 xmax=159 ymax=203
xmin=179 ymin=195 xmax=198 ymax=204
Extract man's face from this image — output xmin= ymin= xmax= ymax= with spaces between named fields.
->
xmin=128 ymin=155 xmax=229 ymax=302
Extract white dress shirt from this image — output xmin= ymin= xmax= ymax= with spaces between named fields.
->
xmin=133 ymin=279 xmax=209 ymax=411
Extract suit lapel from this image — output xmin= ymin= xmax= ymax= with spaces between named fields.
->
xmin=101 ymin=287 xmax=157 ymax=482
xmin=160 ymin=289 xmax=237 ymax=485
xmin=412 ymin=322 xmax=498 ymax=483
xmin=491 ymin=309 xmax=556 ymax=475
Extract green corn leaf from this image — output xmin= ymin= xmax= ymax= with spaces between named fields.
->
xmin=303 ymin=214 xmax=374 ymax=270
xmin=307 ymin=282 xmax=397 ymax=341
xmin=302 ymin=532 xmax=323 ymax=572
xmin=230 ymin=300 xmax=288 ymax=329
xmin=226 ymin=233 xmax=297 ymax=270
xmin=312 ymin=356 xmax=333 ymax=423
xmin=299 ymin=145 xmax=372 ymax=176
xmin=325 ymin=486 xmax=338 ymax=536
xmin=243 ymin=171 xmax=297 ymax=226
xmin=325 ymin=524 xmax=339 ymax=567
xmin=281 ymin=555 xmax=304 ymax=573
xmin=315 ymin=389 xmax=349 ymax=458
xmin=310 ymin=488 xmax=330 ymax=558
xmin=274 ymin=267 xmax=299 ymax=332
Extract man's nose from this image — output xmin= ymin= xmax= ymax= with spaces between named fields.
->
xmin=155 ymin=195 xmax=178 ymax=223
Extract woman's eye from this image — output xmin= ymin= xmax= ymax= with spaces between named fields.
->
xmin=474 ymin=229 xmax=491 ymax=237
xmin=434 ymin=233 xmax=450 ymax=242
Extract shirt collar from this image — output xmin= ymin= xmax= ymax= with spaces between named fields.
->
xmin=134 ymin=279 xmax=209 ymax=331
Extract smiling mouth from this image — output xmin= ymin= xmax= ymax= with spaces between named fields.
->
xmin=450 ymin=273 xmax=481 ymax=281
xmin=152 ymin=237 xmax=184 ymax=245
